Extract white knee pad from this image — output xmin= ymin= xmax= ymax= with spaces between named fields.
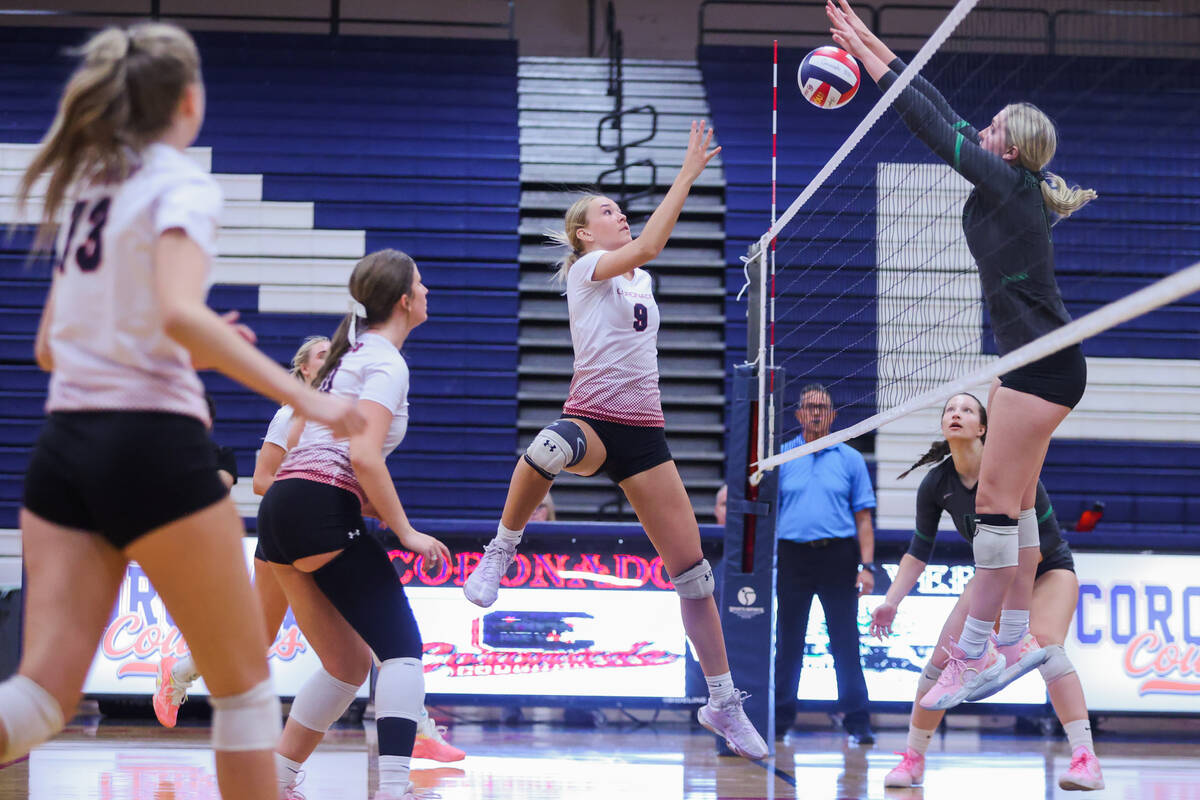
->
xmin=1018 ymin=507 xmax=1039 ymax=549
xmin=0 ymin=675 xmax=64 ymax=762
xmin=1037 ymin=644 xmax=1076 ymax=685
xmin=917 ymin=661 xmax=944 ymax=697
xmin=672 ymin=559 xmax=715 ymax=600
xmin=211 ymin=678 xmax=282 ymax=752
xmin=288 ymin=668 xmax=360 ymax=733
xmin=375 ymin=657 xmax=424 ymax=722
xmin=973 ymin=520 xmax=1019 ymax=569
xmin=523 ymin=419 xmax=587 ymax=480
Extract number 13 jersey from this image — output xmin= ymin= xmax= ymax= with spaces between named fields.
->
xmin=562 ymin=250 xmax=664 ymax=427
xmin=46 ymin=143 xmax=221 ymax=425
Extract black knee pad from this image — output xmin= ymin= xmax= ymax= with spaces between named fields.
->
xmin=312 ymin=535 xmax=423 ymax=661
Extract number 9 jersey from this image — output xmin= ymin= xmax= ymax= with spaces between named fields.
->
xmin=561 ymin=249 xmax=664 ymax=427
xmin=46 ymin=143 xmax=222 ymax=425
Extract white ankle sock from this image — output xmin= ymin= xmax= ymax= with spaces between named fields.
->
xmin=959 ymin=616 xmax=994 ymax=659
xmin=705 ymin=672 xmax=735 ymax=704
xmin=172 ymin=656 xmax=200 ymax=684
xmin=997 ymin=610 xmax=1030 ymax=645
xmin=907 ymin=726 xmax=935 ymax=756
xmin=1064 ymin=718 xmax=1094 ymax=753
xmin=275 ymin=753 xmax=303 ymax=788
xmin=496 ymin=523 xmax=523 ymax=547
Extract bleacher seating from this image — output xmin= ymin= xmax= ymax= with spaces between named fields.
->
xmin=0 ymin=27 xmax=520 ymax=527
xmin=702 ymin=46 xmax=1200 ymax=540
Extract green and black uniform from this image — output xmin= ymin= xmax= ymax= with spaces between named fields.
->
xmin=879 ymin=59 xmax=1087 ymax=408
xmin=908 ymin=458 xmax=1075 ymax=577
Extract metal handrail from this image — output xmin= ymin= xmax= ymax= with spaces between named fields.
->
xmin=0 ymin=1 xmax=516 ymax=38
xmin=597 ymin=105 xmax=658 ymax=154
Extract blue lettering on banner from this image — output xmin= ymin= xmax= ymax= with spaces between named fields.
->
xmin=1111 ymin=585 xmax=1137 ymax=645
xmin=1077 ymin=584 xmax=1102 ymax=644
xmin=1076 ymin=581 xmax=1200 ymax=647
xmin=1146 ymin=585 xmax=1174 ymax=643
xmin=1185 ymin=587 xmax=1200 ymax=646
xmin=127 ymin=565 xmax=158 ymax=626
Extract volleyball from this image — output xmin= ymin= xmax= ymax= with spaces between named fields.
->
xmin=798 ymin=46 xmax=861 ymax=109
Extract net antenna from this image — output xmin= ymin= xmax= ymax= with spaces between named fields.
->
xmin=749 ymin=0 xmax=981 ymax=484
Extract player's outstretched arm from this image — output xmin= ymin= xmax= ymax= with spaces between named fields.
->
xmin=154 ymin=230 xmax=364 ymax=438
xmin=591 ymin=120 xmax=721 ymax=282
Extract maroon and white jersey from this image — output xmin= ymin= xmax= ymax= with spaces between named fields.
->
xmin=275 ymin=332 xmax=409 ymax=500
xmin=46 ymin=143 xmax=220 ymax=424
xmin=562 ymin=249 xmax=664 ymax=427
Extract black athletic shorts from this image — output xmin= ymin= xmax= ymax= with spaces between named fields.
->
xmin=999 ymin=344 xmax=1087 ymax=409
xmin=257 ymin=477 xmax=366 ymax=564
xmin=562 ymin=414 xmax=673 ymax=484
xmin=1036 ymin=540 xmax=1075 ymax=577
xmin=24 ymin=411 xmax=229 ymax=550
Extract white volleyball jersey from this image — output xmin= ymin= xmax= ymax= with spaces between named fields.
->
xmin=263 ymin=404 xmax=295 ymax=451
xmin=275 ymin=332 xmax=409 ymax=500
xmin=46 ymin=143 xmax=221 ymax=424
xmin=562 ymin=250 xmax=664 ymax=427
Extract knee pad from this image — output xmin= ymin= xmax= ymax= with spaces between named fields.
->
xmin=671 ymin=559 xmax=715 ymax=600
xmin=523 ymin=419 xmax=587 ymax=480
xmin=288 ymin=668 xmax=360 ymax=734
xmin=973 ymin=515 xmax=1019 ymax=569
xmin=0 ymin=675 xmax=64 ymax=762
xmin=1018 ymin=507 xmax=1039 ymax=549
xmin=211 ymin=678 xmax=282 ymax=752
xmin=1037 ymin=644 xmax=1076 ymax=685
xmin=375 ymin=657 xmax=424 ymax=722
xmin=917 ymin=661 xmax=943 ymax=697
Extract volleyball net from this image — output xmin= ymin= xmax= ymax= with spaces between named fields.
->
xmin=745 ymin=0 xmax=1200 ymax=497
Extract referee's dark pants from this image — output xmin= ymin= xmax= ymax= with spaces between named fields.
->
xmin=774 ymin=536 xmax=869 ymax=732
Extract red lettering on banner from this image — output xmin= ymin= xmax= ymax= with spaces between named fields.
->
xmin=1124 ymin=631 xmax=1200 ymax=695
xmin=389 ymin=549 xmax=416 ymax=583
xmin=500 ymin=554 xmax=532 ymax=587
xmin=421 ymin=641 xmax=680 ymax=677
xmin=269 ymin=626 xmax=307 ymax=661
xmin=455 ymin=552 xmax=481 ymax=586
xmin=649 ymin=557 xmax=673 ymax=590
xmin=101 ymin=614 xmax=189 ymax=661
xmin=529 ymin=553 xmax=569 ymax=588
xmin=615 ymin=554 xmax=651 ymax=586
xmin=418 ymin=556 xmax=452 ymax=586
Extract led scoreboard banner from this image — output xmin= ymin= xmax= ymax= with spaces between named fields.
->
xmin=78 ymin=521 xmax=1199 ymax=713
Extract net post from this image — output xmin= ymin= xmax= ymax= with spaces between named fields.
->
xmin=720 ymin=363 xmax=785 ymax=756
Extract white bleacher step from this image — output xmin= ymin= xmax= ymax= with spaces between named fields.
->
xmin=519 ymin=112 xmax=709 ymax=133
xmin=519 ymin=77 xmax=707 ymax=99
xmin=213 ymin=257 xmax=357 ymax=286
xmin=0 ymin=198 xmax=313 ymax=229
xmin=218 ymin=229 xmax=364 ymax=259
xmin=520 ymin=164 xmax=723 ymax=187
xmin=520 ymin=189 xmax=725 ymax=215
xmin=519 ymin=95 xmax=712 ymax=116
xmin=0 ymin=170 xmax=263 ymax=202
xmin=256 ymin=285 xmax=352 ymax=314
xmin=521 ymin=128 xmax=707 ymax=148
xmin=0 ymin=142 xmax=212 ymax=172
xmin=521 ymin=145 xmax=723 ymax=170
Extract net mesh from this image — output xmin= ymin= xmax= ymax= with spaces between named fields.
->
xmin=754 ymin=0 xmax=1200 ymax=503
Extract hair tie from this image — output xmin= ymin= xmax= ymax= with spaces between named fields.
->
xmin=1038 ymin=169 xmax=1052 ymax=184
xmin=348 ymin=300 xmax=367 ymax=346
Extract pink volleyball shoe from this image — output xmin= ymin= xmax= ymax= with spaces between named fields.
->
xmin=884 ymin=749 xmax=925 ymax=787
xmin=1059 ymin=746 xmax=1104 ymax=791
xmin=919 ymin=640 xmax=1004 ymax=711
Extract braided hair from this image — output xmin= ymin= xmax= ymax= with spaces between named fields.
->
xmin=897 ymin=393 xmax=988 ymax=479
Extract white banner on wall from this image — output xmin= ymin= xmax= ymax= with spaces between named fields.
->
xmin=1068 ymin=551 xmax=1200 ymax=714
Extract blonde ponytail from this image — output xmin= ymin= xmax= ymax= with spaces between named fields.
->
xmin=1038 ymin=169 xmax=1097 ymax=220
xmin=549 ymin=194 xmax=600 ymax=285
xmin=1002 ymin=102 xmax=1096 ymax=223
xmin=16 ymin=23 xmax=200 ymax=250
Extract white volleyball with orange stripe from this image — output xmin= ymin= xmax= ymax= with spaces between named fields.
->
xmin=798 ymin=46 xmax=861 ymax=109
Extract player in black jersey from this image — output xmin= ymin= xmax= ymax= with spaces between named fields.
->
xmin=829 ymin=0 xmax=1098 ymax=710
xmin=869 ymin=394 xmax=1103 ymax=790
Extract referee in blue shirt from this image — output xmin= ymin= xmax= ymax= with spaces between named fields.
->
xmin=775 ymin=384 xmax=876 ymax=743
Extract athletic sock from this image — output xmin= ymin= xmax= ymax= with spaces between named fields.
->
xmin=997 ymin=610 xmax=1030 ymax=646
xmin=172 ymin=656 xmax=200 ymax=684
xmin=907 ymin=726 xmax=936 ymax=756
xmin=496 ymin=523 xmax=523 ymax=547
xmin=959 ymin=616 xmax=995 ymax=659
xmin=275 ymin=753 xmax=303 ymax=788
xmin=705 ymin=671 xmax=735 ymax=704
xmin=1064 ymin=718 xmax=1094 ymax=753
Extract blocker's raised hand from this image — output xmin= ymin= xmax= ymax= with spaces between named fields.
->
xmin=680 ymin=119 xmax=721 ymax=183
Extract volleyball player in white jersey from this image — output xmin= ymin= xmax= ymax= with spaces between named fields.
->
xmin=256 ymin=249 xmax=451 ymax=800
xmin=153 ymin=335 xmax=329 ymax=727
xmin=463 ymin=122 xmax=768 ymax=760
xmin=4 ymin=24 xmax=361 ymax=799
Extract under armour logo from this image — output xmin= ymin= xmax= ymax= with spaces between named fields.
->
xmin=543 ymin=439 xmax=557 ymax=452
xmin=348 ymin=529 xmax=361 ymax=539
